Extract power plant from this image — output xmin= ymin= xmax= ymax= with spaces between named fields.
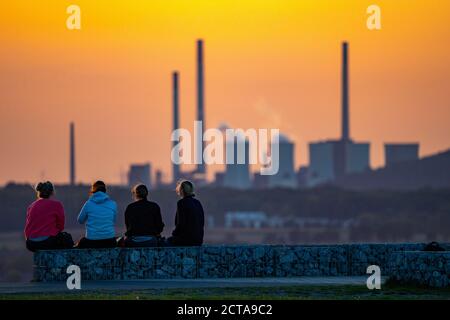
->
xmin=307 ymin=42 xmax=370 ymax=187
xmin=65 ymin=39 xmax=441 ymax=190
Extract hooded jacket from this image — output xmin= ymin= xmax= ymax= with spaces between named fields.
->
xmin=77 ymin=191 xmax=117 ymax=240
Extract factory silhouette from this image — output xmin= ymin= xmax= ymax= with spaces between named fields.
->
xmin=68 ymin=39 xmax=450 ymax=191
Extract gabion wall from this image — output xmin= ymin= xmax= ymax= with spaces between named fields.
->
xmin=33 ymin=243 xmax=429 ymax=282
xmin=388 ymin=251 xmax=450 ymax=288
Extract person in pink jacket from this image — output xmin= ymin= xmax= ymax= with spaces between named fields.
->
xmin=24 ymin=181 xmax=73 ymax=252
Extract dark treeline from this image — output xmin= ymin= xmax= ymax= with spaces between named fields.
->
xmin=1 ymin=183 xmax=449 ymax=240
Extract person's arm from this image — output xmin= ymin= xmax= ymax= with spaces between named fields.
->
xmin=172 ymin=201 xmax=186 ymax=237
xmin=24 ymin=205 xmax=32 ymax=239
xmin=77 ymin=202 xmax=89 ymax=224
xmin=55 ymin=202 xmax=65 ymax=232
xmin=155 ymin=204 xmax=164 ymax=235
xmin=124 ymin=204 xmax=132 ymax=236
xmin=124 ymin=205 xmax=130 ymax=231
xmin=112 ymin=201 xmax=118 ymax=224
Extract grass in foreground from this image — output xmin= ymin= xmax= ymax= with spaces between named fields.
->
xmin=1 ymin=284 xmax=450 ymax=300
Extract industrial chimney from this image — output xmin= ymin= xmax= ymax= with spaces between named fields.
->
xmin=69 ymin=122 xmax=75 ymax=186
xmin=196 ymin=39 xmax=206 ymax=174
xmin=172 ymin=71 xmax=180 ymax=183
xmin=341 ymin=42 xmax=350 ymax=142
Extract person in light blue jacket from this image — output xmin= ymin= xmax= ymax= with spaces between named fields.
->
xmin=75 ymin=181 xmax=117 ymax=248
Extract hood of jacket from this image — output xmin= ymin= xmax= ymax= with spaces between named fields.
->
xmin=89 ymin=191 xmax=110 ymax=204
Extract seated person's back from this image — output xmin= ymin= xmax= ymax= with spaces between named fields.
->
xmin=26 ymin=197 xmax=64 ymax=240
xmin=169 ymin=180 xmax=204 ymax=246
xmin=76 ymin=181 xmax=117 ymax=248
xmin=24 ymin=181 xmax=74 ymax=252
xmin=125 ymin=200 xmax=164 ymax=237
xmin=123 ymin=184 xmax=164 ymax=247
xmin=79 ymin=191 xmax=116 ymax=239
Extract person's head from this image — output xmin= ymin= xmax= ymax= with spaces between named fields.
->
xmin=35 ymin=181 xmax=54 ymax=199
xmin=132 ymin=184 xmax=148 ymax=201
xmin=90 ymin=180 xmax=106 ymax=195
xmin=176 ymin=180 xmax=195 ymax=198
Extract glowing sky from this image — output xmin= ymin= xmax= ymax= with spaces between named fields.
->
xmin=0 ymin=0 xmax=449 ymax=185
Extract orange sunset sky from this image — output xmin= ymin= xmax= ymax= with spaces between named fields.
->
xmin=0 ymin=0 xmax=449 ymax=185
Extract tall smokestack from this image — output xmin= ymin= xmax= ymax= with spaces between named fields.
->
xmin=172 ymin=71 xmax=180 ymax=183
xmin=341 ymin=42 xmax=350 ymax=141
xmin=69 ymin=122 xmax=75 ymax=186
xmin=196 ymin=39 xmax=206 ymax=174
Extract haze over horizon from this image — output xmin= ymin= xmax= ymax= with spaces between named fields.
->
xmin=0 ymin=0 xmax=449 ymax=185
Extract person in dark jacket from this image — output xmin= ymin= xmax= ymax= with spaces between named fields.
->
xmin=121 ymin=184 xmax=164 ymax=247
xmin=167 ymin=180 xmax=204 ymax=246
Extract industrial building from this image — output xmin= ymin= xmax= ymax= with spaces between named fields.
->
xmin=267 ymin=134 xmax=298 ymax=188
xmin=385 ymin=143 xmax=419 ymax=166
xmin=128 ymin=163 xmax=152 ymax=188
xmin=222 ymin=134 xmax=252 ymax=190
xmin=307 ymin=42 xmax=370 ymax=187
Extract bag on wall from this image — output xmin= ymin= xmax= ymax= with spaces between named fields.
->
xmin=55 ymin=232 xmax=75 ymax=249
xmin=423 ymin=241 xmax=445 ymax=252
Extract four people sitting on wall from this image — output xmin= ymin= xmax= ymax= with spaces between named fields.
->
xmin=24 ymin=179 xmax=204 ymax=251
